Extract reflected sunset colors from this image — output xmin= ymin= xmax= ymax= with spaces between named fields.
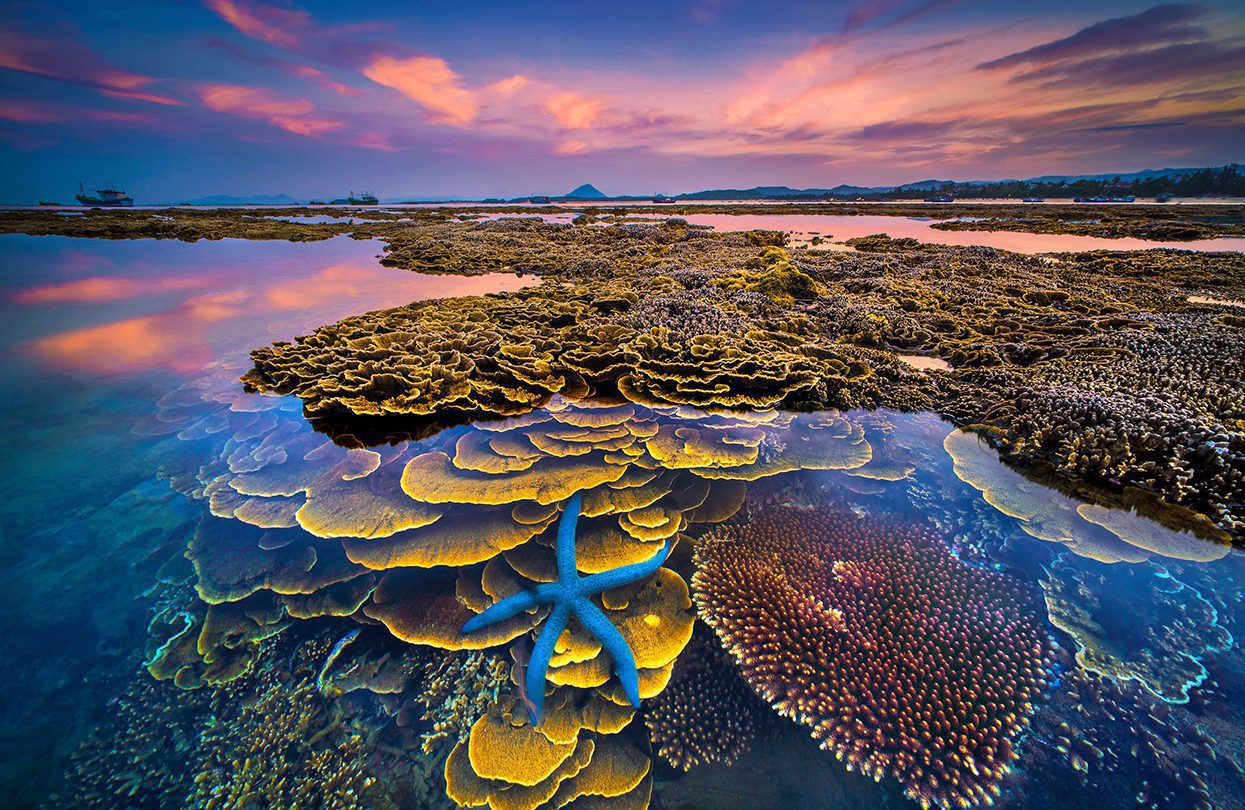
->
xmin=637 ymin=213 xmax=1245 ymax=254
xmin=0 ymin=236 xmax=534 ymax=376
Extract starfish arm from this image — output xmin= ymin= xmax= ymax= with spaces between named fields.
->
xmin=578 ymin=537 xmax=674 ymax=593
xmin=572 ymin=596 xmax=641 ymax=708
xmin=527 ymin=602 xmax=570 ymax=725
xmin=556 ymin=491 xmax=583 ymax=583
xmin=461 ymin=589 xmax=541 ymax=633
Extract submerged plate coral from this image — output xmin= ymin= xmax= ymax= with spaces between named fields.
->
xmin=81 ymin=358 xmax=1239 ymax=809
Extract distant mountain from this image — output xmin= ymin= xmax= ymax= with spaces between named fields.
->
xmin=826 ymin=184 xmax=894 ymax=196
xmin=179 ymin=193 xmax=301 ymax=206
xmin=1023 ymin=167 xmax=1202 ymax=184
xmin=563 ymin=184 xmax=606 ymax=199
xmin=895 ymin=179 xmax=954 ymax=191
xmin=679 ymin=184 xmax=893 ymax=200
xmin=632 ymin=165 xmax=1238 ymax=201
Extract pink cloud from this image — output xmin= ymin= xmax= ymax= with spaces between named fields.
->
xmin=353 ymin=131 xmax=404 ymax=152
xmin=362 ymin=54 xmax=477 ymax=126
xmin=0 ymin=31 xmax=182 ymax=106
xmin=0 ymin=100 xmax=63 ymax=123
xmin=34 ymin=316 xmax=215 ymax=374
xmin=204 ymin=0 xmax=309 ymax=48
xmin=85 ymin=109 xmax=159 ymax=125
xmin=553 ymin=139 xmax=589 ymax=155
xmin=290 ymin=64 xmax=365 ymax=96
xmin=543 ymin=92 xmax=606 ymax=129
xmin=199 ymin=83 xmax=343 ymax=136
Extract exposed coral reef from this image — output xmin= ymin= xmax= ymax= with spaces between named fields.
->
xmin=240 ymin=271 xmax=895 ymax=429
xmin=229 ymin=215 xmax=1244 ymax=540
xmin=5 ymin=200 xmax=1242 ymax=243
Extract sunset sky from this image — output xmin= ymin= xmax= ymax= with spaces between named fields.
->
xmin=1 ymin=0 xmax=1243 ymax=201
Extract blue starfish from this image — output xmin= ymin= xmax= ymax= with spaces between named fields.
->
xmin=461 ymin=491 xmax=673 ymax=724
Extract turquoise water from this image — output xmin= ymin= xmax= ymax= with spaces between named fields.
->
xmin=0 ymin=235 xmax=1241 ymax=808
xmin=0 ymin=235 xmax=533 ymax=804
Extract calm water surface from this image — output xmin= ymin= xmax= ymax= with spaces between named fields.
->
xmin=632 ymin=212 xmax=1245 ymax=253
xmin=0 ymin=235 xmax=532 ymax=803
xmin=0 ymin=235 xmax=1240 ymax=809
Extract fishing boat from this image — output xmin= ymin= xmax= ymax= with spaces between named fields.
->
xmin=347 ymin=190 xmax=379 ymax=205
xmin=652 ymin=194 xmax=676 ymax=203
xmin=75 ymin=183 xmax=133 ymax=207
xmin=529 ymin=196 xmax=552 ymax=204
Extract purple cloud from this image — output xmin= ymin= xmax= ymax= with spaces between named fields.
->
xmin=1015 ymin=40 xmax=1245 ymax=88
xmin=979 ymin=4 xmax=1209 ymax=71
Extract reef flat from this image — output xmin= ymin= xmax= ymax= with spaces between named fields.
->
xmin=12 ymin=206 xmax=1245 ymax=810
xmin=211 ymin=213 xmax=1245 ymax=542
xmin=3 ymin=199 xmax=1244 ymax=244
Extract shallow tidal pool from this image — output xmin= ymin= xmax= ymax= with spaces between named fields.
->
xmin=0 ymin=234 xmax=1241 ymax=809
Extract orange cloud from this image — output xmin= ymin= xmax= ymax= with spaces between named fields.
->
xmin=544 ymin=92 xmax=605 ymax=129
xmin=199 ymin=83 xmax=343 ymax=136
xmin=362 ymin=54 xmax=477 ymax=126
xmin=204 ymin=0 xmax=308 ymax=48
xmin=485 ymin=74 xmax=531 ymax=97
xmin=29 ymin=254 xmax=538 ymax=376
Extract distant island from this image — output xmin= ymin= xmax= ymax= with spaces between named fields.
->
xmin=586 ymin=164 xmax=1245 ymax=203
xmin=53 ymin=164 xmax=1243 ymax=208
xmin=178 ymin=193 xmax=302 ymax=206
xmin=563 ymin=183 xmax=607 ymax=199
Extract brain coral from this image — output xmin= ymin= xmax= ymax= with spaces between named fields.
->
xmin=692 ymin=504 xmax=1055 ymax=809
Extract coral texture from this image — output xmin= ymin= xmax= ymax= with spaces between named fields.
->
xmin=693 ymin=504 xmax=1056 ymax=808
